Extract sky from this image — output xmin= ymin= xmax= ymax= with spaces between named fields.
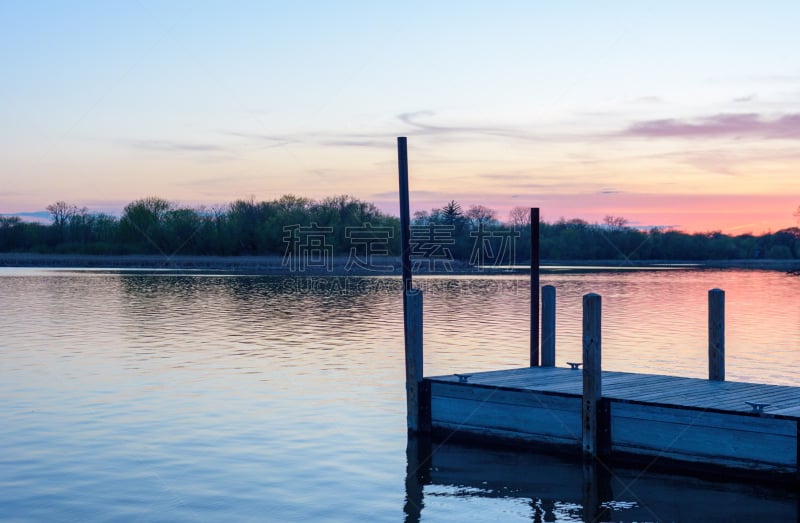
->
xmin=1 ymin=1 xmax=799 ymax=233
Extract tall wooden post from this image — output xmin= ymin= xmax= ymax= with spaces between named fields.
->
xmin=530 ymin=207 xmax=540 ymax=366
xmin=708 ymin=288 xmax=725 ymax=381
xmin=398 ymin=137 xmax=412 ymax=294
xmin=541 ymin=285 xmax=556 ymax=367
xmin=399 ymin=137 xmax=429 ymax=433
xmin=582 ymin=293 xmax=602 ymax=458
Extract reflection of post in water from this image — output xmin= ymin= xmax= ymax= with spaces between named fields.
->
xmin=528 ymin=498 xmax=556 ymax=523
xmin=582 ymin=460 xmax=612 ymax=523
xmin=404 ymin=435 xmax=432 ymax=523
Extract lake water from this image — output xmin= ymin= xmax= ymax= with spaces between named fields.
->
xmin=1 ymin=267 xmax=799 ymax=522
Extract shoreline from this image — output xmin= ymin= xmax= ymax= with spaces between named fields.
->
xmin=1 ymin=253 xmax=798 ymax=275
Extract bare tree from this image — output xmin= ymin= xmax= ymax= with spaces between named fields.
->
xmin=603 ymin=215 xmax=629 ymax=231
xmin=794 ymin=205 xmax=800 ymax=224
xmin=466 ymin=204 xmax=496 ymax=227
xmin=507 ymin=206 xmax=531 ymax=228
xmin=46 ymin=201 xmax=83 ymax=229
xmin=46 ymin=201 xmax=89 ymax=243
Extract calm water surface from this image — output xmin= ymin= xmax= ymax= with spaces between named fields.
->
xmin=1 ymin=268 xmax=799 ymax=522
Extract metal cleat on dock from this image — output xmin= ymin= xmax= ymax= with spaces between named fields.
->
xmin=745 ymin=401 xmax=770 ymax=413
xmin=566 ymin=362 xmax=582 ymax=370
xmin=454 ymin=373 xmax=472 ymax=383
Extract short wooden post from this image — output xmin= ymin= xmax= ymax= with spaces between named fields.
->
xmin=582 ymin=293 xmax=602 ymax=458
xmin=405 ymin=288 xmax=425 ymax=432
xmin=708 ymin=288 xmax=725 ymax=381
xmin=541 ymin=285 xmax=556 ymax=367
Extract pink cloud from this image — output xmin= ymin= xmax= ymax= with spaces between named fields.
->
xmin=624 ymin=113 xmax=800 ymax=139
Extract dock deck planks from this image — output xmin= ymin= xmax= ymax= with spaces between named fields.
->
xmin=428 ymin=367 xmax=800 ymax=416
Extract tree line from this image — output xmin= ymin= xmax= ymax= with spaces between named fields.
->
xmin=0 ymin=195 xmax=398 ymax=256
xmin=1 ymin=196 xmax=799 ymax=261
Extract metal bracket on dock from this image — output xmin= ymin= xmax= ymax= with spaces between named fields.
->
xmin=566 ymin=362 xmax=582 ymax=370
xmin=454 ymin=373 xmax=472 ymax=383
xmin=745 ymin=401 xmax=770 ymax=413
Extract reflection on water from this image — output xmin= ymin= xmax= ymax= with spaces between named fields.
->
xmin=1 ymin=268 xmax=798 ymax=522
xmin=406 ymin=436 xmax=798 ymax=522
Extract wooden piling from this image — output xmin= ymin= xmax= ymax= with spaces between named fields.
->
xmin=582 ymin=293 xmax=602 ymax=458
xmin=399 ymin=137 xmax=429 ymax=433
xmin=708 ymin=288 xmax=725 ymax=381
xmin=530 ymin=207 xmax=540 ymax=367
xmin=405 ymin=288 xmax=425 ymax=433
xmin=541 ymin=285 xmax=556 ymax=367
xmin=397 ymin=137 xmax=412 ymax=294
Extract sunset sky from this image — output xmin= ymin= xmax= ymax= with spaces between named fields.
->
xmin=2 ymin=1 xmax=799 ymax=233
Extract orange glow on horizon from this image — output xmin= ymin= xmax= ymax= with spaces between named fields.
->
xmin=377 ymin=192 xmax=799 ymax=236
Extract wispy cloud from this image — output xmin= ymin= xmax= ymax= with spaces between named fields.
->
xmin=118 ymin=138 xmax=240 ymax=164
xmin=632 ymin=96 xmax=665 ymax=104
xmin=174 ymin=174 xmax=252 ymax=187
xmin=318 ymin=139 xmax=394 ymax=149
xmin=477 ymin=172 xmax=530 ymax=181
xmin=219 ymin=131 xmax=295 ymax=149
xmin=647 ymin=145 xmax=800 ymax=176
xmin=476 ymin=172 xmax=577 ymax=191
xmin=125 ymin=139 xmax=231 ymax=152
xmin=297 ymin=110 xmax=542 ymax=148
xmin=746 ymin=72 xmax=800 ymax=84
xmin=397 ymin=110 xmax=534 ymax=141
xmin=218 ymin=110 xmax=555 ymax=151
xmin=623 ymin=113 xmax=800 ymax=139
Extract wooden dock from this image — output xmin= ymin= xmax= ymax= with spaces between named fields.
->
xmin=426 ymin=367 xmax=800 ymax=475
xmin=401 ymin=286 xmax=800 ymax=479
